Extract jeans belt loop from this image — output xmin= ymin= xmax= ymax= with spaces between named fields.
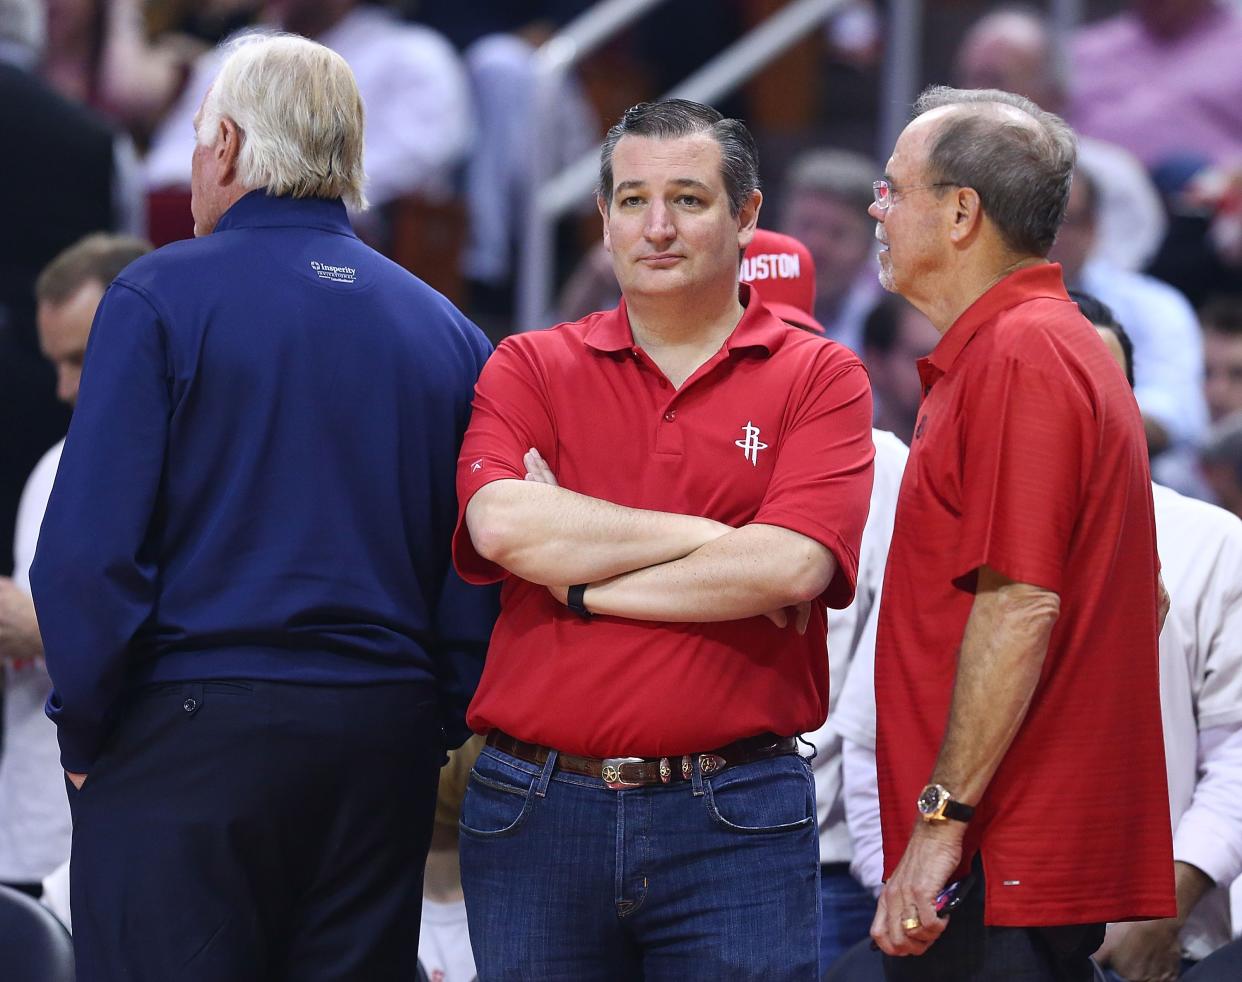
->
xmin=534 ymin=748 xmax=558 ymax=798
xmin=689 ymin=754 xmax=705 ymax=796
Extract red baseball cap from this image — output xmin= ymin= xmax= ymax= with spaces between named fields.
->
xmin=740 ymin=229 xmax=824 ymax=335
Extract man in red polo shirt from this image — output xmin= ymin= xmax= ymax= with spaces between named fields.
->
xmin=452 ymin=100 xmax=874 ymax=979
xmin=867 ymin=85 xmax=1174 ymax=981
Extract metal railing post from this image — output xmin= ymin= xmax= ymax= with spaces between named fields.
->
xmin=878 ymin=0 xmax=922 ymax=162
xmin=516 ymin=0 xmax=668 ymax=333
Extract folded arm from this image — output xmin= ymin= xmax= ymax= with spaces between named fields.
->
xmin=579 ymin=523 xmax=836 ymax=623
xmin=465 ymin=473 xmax=732 ymax=587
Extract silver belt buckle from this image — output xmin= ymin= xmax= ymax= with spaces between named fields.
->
xmin=600 ymin=757 xmax=644 ymax=790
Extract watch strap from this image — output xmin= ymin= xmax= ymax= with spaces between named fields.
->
xmin=567 ymin=583 xmax=591 ymax=619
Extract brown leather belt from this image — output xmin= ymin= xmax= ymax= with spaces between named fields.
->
xmin=486 ymin=730 xmax=799 ymax=790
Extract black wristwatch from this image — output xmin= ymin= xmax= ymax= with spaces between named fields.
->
xmin=917 ymin=783 xmax=975 ymax=824
xmin=567 ymin=583 xmax=591 ymax=620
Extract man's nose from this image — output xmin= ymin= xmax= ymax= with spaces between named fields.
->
xmin=868 ymin=201 xmax=885 ymax=222
xmin=644 ymin=201 xmax=675 ymax=242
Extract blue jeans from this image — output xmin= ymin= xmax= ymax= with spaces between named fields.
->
xmin=820 ymin=864 xmax=877 ymax=972
xmin=459 ymin=745 xmax=820 ymax=981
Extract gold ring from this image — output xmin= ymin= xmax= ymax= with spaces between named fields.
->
xmin=901 ymin=916 xmax=921 ymax=932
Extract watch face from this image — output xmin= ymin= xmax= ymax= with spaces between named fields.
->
xmin=918 ymin=785 xmax=945 ymax=815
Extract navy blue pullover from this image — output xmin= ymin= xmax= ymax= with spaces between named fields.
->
xmin=31 ymin=191 xmax=497 ymax=771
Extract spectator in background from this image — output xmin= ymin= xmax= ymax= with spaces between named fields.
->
xmin=1202 ymin=413 xmax=1242 ymax=519
xmin=1050 ymin=167 xmax=1209 ymax=457
xmin=1071 ymin=0 xmax=1242 ymax=170
xmin=780 ymin=148 xmax=882 ymax=353
xmin=1202 ymin=296 xmax=1242 ymax=424
xmin=1082 ymin=296 xmax=1242 ymax=980
xmin=40 ymin=0 xmax=207 ymax=134
xmin=0 ymin=0 xmax=143 ymax=582
xmin=738 ymin=228 xmax=910 ymax=973
xmin=145 ymin=0 xmax=473 ymax=213
xmin=0 ymin=234 xmax=151 ymax=903
xmin=861 ymin=297 xmax=940 ymax=442
xmin=953 ymin=6 xmax=1166 ymax=272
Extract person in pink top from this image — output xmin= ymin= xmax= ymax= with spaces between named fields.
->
xmin=1070 ymin=0 xmax=1242 ymax=169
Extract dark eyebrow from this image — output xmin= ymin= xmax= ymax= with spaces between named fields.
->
xmin=613 ymin=178 xmax=714 ymax=196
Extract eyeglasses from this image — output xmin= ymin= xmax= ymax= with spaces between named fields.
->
xmin=872 ymin=180 xmax=959 ymax=211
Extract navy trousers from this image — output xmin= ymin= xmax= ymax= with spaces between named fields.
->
xmin=881 ymin=855 xmax=1105 ymax=982
xmin=66 ymin=679 xmax=443 ymax=982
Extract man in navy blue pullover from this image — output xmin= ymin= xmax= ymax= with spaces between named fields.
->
xmin=30 ymin=32 xmax=496 ymax=981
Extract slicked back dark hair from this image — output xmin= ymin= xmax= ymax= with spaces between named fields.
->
xmin=1070 ymin=288 xmax=1135 ymax=388
xmin=598 ymin=99 xmax=760 ymax=217
xmin=912 ymin=85 xmax=1076 ymax=256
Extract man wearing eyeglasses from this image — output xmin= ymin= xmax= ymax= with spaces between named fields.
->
xmin=866 ymin=86 xmax=1174 ymax=981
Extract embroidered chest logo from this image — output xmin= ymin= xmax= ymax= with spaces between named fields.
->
xmin=735 ymin=421 xmax=768 ymax=466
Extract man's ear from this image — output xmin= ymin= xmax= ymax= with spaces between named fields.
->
xmin=948 ymin=186 xmax=983 ymax=244
xmin=597 ymin=193 xmax=612 ymax=253
xmin=736 ymin=188 xmax=763 ymax=251
xmin=217 ymin=117 xmax=243 ymax=185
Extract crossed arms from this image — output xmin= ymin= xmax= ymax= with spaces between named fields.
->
xmin=464 ymin=449 xmax=837 ymax=625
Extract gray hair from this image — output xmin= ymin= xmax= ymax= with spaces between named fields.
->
xmin=785 ymin=148 xmax=877 ymax=214
xmin=198 ymin=33 xmax=367 ymax=210
xmin=0 ymin=0 xmax=44 ymax=59
xmin=912 ymin=85 xmax=1076 ymax=256
xmin=598 ymin=99 xmax=760 ymax=216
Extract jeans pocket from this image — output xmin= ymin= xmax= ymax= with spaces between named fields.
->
xmin=458 ymin=754 xmax=538 ymax=838
xmin=704 ymin=755 xmax=815 ymax=834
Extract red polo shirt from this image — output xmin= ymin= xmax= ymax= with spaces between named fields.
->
xmin=875 ymin=263 xmax=1174 ymax=926
xmin=454 ymin=285 xmax=874 ymax=757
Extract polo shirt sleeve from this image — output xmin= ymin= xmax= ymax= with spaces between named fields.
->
xmin=752 ymin=356 xmax=874 ymax=609
xmin=452 ymin=336 xmax=555 ymax=584
xmin=953 ymin=354 xmax=1092 ymax=594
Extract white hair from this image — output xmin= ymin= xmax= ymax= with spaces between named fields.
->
xmin=197 ymin=33 xmax=367 ymax=210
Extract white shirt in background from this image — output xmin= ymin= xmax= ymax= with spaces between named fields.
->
xmin=0 ymin=440 xmax=69 ymax=885
xmin=804 ymin=429 xmax=907 ymax=868
xmin=419 ymin=896 xmax=476 ymax=982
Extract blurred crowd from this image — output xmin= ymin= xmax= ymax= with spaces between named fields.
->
xmin=4 ymin=0 xmax=1242 ymax=978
